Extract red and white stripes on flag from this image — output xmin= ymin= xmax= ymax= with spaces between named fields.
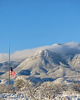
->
xmin=10 ymin=67 xmax=16 ymax=77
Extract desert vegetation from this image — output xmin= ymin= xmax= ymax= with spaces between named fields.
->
xmin=1 ymin=78 xmax=80 ymax=100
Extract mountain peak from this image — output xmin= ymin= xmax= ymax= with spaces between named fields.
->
xmin=36 ymin=49 xmax=51 ymax=58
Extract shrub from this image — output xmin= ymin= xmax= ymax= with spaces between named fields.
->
xmin=72 ymin=83 xmax=80 ymax=92
xmin=38 ymin=82 xmax=69 ymax=99
xmin=14 ymin=78 xmax=25 ymax=90
xmin=0 ymin=84 xmax=15 ymax=93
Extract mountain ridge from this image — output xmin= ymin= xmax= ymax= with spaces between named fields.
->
xmin=1 ymin=42 xmax=80 ymax=84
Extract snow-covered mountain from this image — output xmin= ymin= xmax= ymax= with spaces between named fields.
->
xmin=1 ymin=42 xmax=80 ymax=63
xmin=1 ymin=42 xmax=80 ymax=84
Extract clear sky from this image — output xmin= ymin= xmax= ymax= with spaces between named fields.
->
xmin=0 ymin=0 xmax=80 ymax=53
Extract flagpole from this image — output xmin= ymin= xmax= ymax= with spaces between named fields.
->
xmin=8 ymin=43 xmax=10 ymax=86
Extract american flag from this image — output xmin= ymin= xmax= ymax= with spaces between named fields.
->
xmin=10 ymin=67 xmax=16 ymax=77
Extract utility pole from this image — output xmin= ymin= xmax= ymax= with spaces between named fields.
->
xmin=8 ymin=43 xmax=10 ymax=87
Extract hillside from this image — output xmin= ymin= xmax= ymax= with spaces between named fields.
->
xmin=1 ymin=42 xmax=80 ymax=84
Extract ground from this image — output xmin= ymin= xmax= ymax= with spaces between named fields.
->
xmin=0 ymin=92 xmax=80 ymax=100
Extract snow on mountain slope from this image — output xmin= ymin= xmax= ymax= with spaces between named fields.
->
xmin=1 ymin=42 xmax=80 ymax=84
xmin=15 ymin=49 xmax=68 ymax=77
xmin=1 ymin=49 xmax=80 ymax=84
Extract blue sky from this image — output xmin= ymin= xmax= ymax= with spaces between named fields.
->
xmin=0 ymin=0 xmax=80 ymax=53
